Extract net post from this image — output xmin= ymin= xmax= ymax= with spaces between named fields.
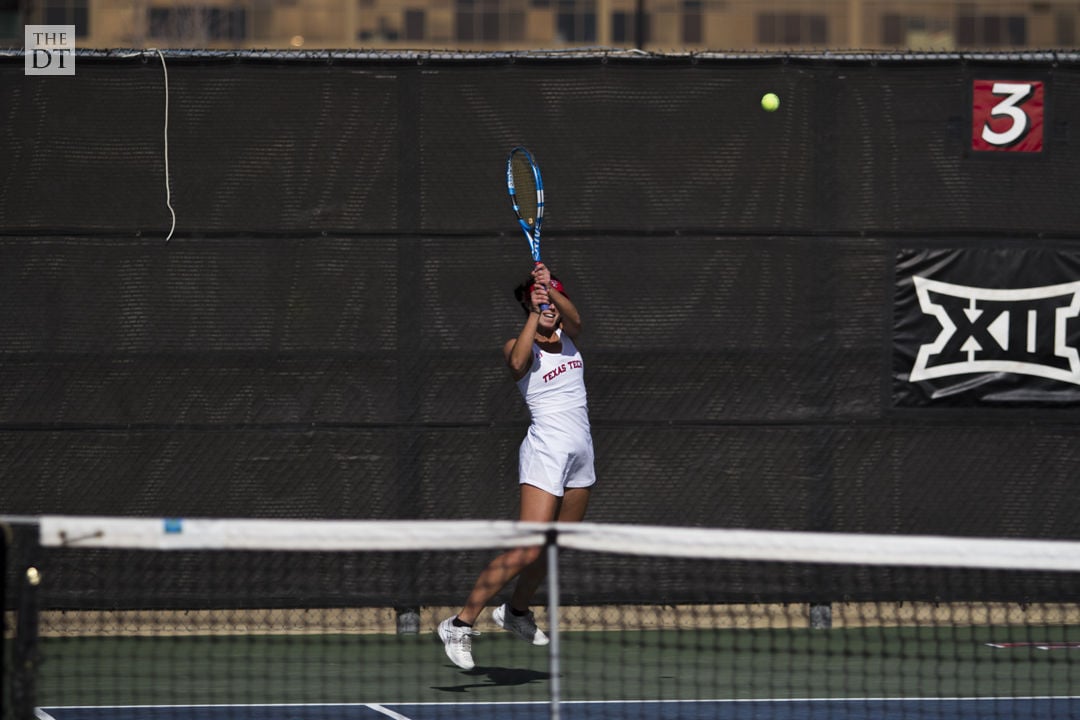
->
xmin=1 ymin=522 xmax=8 ymax=720
xmin=10 ymin=523 xmax=40 ymax=720
xmin=545 ymin=527 xmax=561 ymax=720
xmin=809 ymin=602 xmax=832 ymax=629
xmin=395 ymin=607 xmax=420 ymax=634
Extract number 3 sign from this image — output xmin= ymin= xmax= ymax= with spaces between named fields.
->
xmin=972 ymin=80 xmax=1044 ymax=153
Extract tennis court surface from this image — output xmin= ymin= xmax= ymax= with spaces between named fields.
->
xmin=6 ymin=517 xmax=1080 ymax=719
xmin=35 ymin=698 xmax=1080 ymax=720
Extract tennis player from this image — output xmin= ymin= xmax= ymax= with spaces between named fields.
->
xmin=438 ymin=262 xmax=595 ymax=670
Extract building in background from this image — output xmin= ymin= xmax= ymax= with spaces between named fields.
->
xmin=1 ymin=0 xmax=1076 ymax=51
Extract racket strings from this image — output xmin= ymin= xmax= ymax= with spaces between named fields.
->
xmin=511 ymin=156 xmax=539 ymax=226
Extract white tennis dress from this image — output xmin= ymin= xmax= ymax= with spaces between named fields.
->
xmin=515 ymin=329 xmax=596 ymax=496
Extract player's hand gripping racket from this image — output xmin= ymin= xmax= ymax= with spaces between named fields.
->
xmin=506 ymin=146 xmax=548 ymax=310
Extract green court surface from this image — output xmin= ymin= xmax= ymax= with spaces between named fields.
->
xmin=34 ymin=624 xmax=1080 ymax=707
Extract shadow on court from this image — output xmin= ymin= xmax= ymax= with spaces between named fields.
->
xmin=432 ymin=666 xmax=552 ymax=693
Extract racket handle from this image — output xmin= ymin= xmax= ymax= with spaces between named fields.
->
xmin=533 ymin=261 xmax=549 ymax=312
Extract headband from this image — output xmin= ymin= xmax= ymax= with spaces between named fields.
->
xmin=529 ymin=277 xmax=568 ymax=298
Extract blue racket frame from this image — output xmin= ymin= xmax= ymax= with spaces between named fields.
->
xmin=506 ymin=146 xmax=545 ymax=265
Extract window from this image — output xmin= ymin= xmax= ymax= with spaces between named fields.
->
xmin=682 ymin=0 xmax=702 ymax=44
xmin=956 ymin=13 xmax=975 ymax=43
xmin=1056 ymin=12 xmax=1075 ymax=46
xmin=956 ymin=12 xmax=1025 ymax=47
xmin=556 ymin=0 xmax=596 ymax=43
xmin=404 ymin=9 xmax=426 ymax=40
xmin=781 ymin=13 xmax=800 ymax=43
xmin=149 ymin=6 xmax=247 ymax=42
xmin=757 ymin=12 xmax=826 ymax=45
xmin=508 ymin=11 xmax=524 ymax=40
xmin=377 ymin=17 xmax=399 ymax=41
xmin=455 ymin=0 xmax=526 ymax=42
xmin=757 ymin=13 xmax=775 ymax=42
xmin=42 ymin=0 xmax=89 ymax=37
xmin=0 ymin=0 xmax=19 ymax=39
xmin=612 ymin=10 xmax=630 ymax=42
xmin=883 ymin=13 xmax=902 ymax=45
xmin=611 ymin=10 xmax=650 ymax=45
xmin=881 ymin=14 xmax=954 ymax=48
xmin=455 ymin=0 xmax=475 ymax=41
xmin=481 ymin=10 xmax=498 ymax=40
xmin=1005 ymin=16 xmax=1025 ymax=45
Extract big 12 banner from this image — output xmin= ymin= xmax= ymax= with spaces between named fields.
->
xmin=894 ymin=248 xmax=1080 ymax=406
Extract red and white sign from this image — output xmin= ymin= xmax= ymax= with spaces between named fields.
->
xmin=972 ymin=80 xmax=1044 ymax=153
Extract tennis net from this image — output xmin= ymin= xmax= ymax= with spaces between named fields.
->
xmin=4 ymin=516 xmax=1080 ymax=720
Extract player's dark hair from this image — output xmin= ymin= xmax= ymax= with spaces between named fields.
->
xmin=515 ymin=275 xmax=562 ymax=315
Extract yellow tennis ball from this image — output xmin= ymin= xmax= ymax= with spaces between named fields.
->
xmin=26 ymin=567 xmax=41 ymax=586
xmin=761 ymin=92 xmax=780 ymax=112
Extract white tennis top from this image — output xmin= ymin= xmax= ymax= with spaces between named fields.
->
xmin=515 ymin=329 xmax=590 ymax=422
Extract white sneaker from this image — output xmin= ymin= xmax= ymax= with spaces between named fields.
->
xmin=492 ymin=603 xmax=549 ymax=646
xmin=437 ymin=617 xmax=478 ymax=670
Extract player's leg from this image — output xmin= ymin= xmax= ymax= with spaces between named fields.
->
xmin=496 ymin=486 xmax=592 ymax=645
xmin=457 ymin=485 xmax=559 ymax=624
xmin=557 ymin=485 xmax=591 ymax=522
xmin=439 ymin=486 xmax=559 ymax=667
xmin=508 ymin=444 xmax=594 ymax=611
xmin=508 ymin=486 xmax=590 ymax=608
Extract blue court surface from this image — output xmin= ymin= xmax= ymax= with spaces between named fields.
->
xmin=38 ymin=697 xmax=1080 ymax=720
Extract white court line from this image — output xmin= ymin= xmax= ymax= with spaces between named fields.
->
xmin=38 ymin=702 xmax=549 ymax=709
xmin=366 ymin=704 xmax=414 ymax=719
xmin=363 ymin=697 xmax=1080 ymax=705
xmin=558 ymin=696 xmax=1080 ymax=704
xmin=37 ymin=696 xmax=1080 ymax=712
xmin=38 ymin=699 xmax=1080 ymax=708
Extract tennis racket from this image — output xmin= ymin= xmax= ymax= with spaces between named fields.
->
xmin=506 ymin=146 xmax=547 ymax=310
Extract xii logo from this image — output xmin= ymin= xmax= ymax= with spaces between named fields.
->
xmin=911 ymin=277 xmax=1080 ymax=386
